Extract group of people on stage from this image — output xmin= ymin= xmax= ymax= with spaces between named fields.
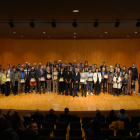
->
xmin=0 ymin=60 xmax=139 ymax=97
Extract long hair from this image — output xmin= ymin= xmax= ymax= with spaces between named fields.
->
xmin=128 ymin=70 xmax=132 ymax=76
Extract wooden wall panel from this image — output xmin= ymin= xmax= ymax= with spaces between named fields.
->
xmin=0 ymin=38 xmax=140 ymax=72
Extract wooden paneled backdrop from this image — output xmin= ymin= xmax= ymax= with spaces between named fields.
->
xmin=0 ymin=38 xmax=140 ymax=72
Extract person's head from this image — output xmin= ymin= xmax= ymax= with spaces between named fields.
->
xmin=31 ymin=66 xmax=35 ymax=71
xmin=18 ymin=64 xmax=21 ymax=68
xmin=82 ymin=64 xmax=84 ymax=68
xmin=13 ymin=67 xmax=16 ymax=72
xmin=62 ymin=64 xmax=65 ymax=68
xmin=115 ymin=72 xmax=118 ymax=77
xmin=58 ymin=60 xmax=61 ymax=63
xmin=92 ymin=66 xmax=95 ymax=71
xmin=75 ymin=68 xmax=78 ymax=73
xmin=116 ymin=63 xmax=120 ymax=68
xmin=7 ymin=64 xmax=10 ymax=69
xmin=109 ymin=110 xmax=115 ymax=117
xmin=50 ymin=60 xmax=52 ymax=64
xmin=80 ymin=60 xmax=82 ymax=63
xmin=11 ymin=112 xmax=25 ymax=132
xmin=0 ymin=115 xmax=8 ymax=133
xmin=41 ymin=66 xmax=43 ymax=70
xmin=96 ymin=68 xmax=99 ymax=73
xmin=82 ymin=68 xmax=85 ymax=73
xmin=34 ymin=109 xmax=40 ymax=115
xmin=94 ymin=64 xmax=97 ymax=68
xmin=20 ymin=67 xmax=24 ymax=72
xmin=88 ymin=63 xmax=91 ymax=67
xmin=65 ymin=61 xmax=68 ymax=65
xmin=54 ymin=61 xmax=57 ymax=65
xmin=56 ymin=65 xmax=59 ymax=69
xmin=74 ymin=60 xmax=76 ymax=63
xmin=110 ymin=69 xmax=113 ymax=73
xmin=26 ymin=62 xmax=28 ymax=67
xmin=54 ymin=67 xmax=57 ymax=72
xmin=43 ymin=65 xmax=46 ymax=70
xmin=1 ymin=69 xmax=4 ymax=73
xmin=47 ymin=62 xmax=50 ymax=66
xmin=88 ymin=68 xmax=91 ymax=73
xmin=67 ymin=67 xmax=70 ymax=72
xmin=49 ymin=109 xmax=54 ymax=115
xmin=73 ymin=63 xmax=77 ymax=68
xmin=61 ymin=68 xmax=63 ymax=72
xmin=96 ymin=110 xmax=101 ymax=116
xmin=120 ymin=109 xmax=125 ymax=114
xmin=3 ymin=70 xmax=7 ymax=75
xmin=65 ymin=108 xmax=69 ymax=114
xmin=77 ymin=64 xmax=80 ymax=68
xmin=103 ymin=62 xmax=105 ymax=66
xmin=123 ymin=66 xmax=126 ymax=71
xmin=102 ymin=67 xmax=105 ymax=72
xmin=128 ymin=69 xmax=132 ymax=76
xmin=132 ymin=62 xmax=135 ymax=67
xmin=117 ymin=67 xmax=120 ymax=72
xmin=29 ymin=122 xmax=38 ymax=133
xmin=85 ymin=61 xmax=88 ymax=64
xmin=47 ymin=67 xmax=50 ymax=71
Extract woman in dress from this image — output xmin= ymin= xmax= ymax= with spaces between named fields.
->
xmin=127 ymin=70 xmax=134 ymax=95
xmin=52 ymin=67 xmax=58 ymax=93
xmin=107 ymin=69 xmax=114 ymax=94
xmin=46 ymin=67 xmax=52 ymax=93
xmin=58 ymin=68 xmax=64 ymax=95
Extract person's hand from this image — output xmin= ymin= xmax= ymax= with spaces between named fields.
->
xmin=59 ymin=80 xmax=60 ymax=82
xmin=19 ymin=81 xmax=21 ymax=83
xmin=94 ymin=82 xmax=96 ymax=84
xmin=99 ymin=82 xmax=101 ymax=84
xmin=76 ymin=81 xmax=78 ymax=83
xmin=132 ymin=83 xmax=134 ymax=85
xmin=39 ymin=79 xmax=41 ymax=81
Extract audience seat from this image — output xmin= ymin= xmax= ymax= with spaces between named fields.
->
xmin=53 ymin=129 xmax=67 ymax=138
xmin=116 ymin=129 xmax=130 ymax=137
xmin=99 ymin=122 xmax=109 ymax=129
xmin=101 ymin=129 xmax=114 ymax=138
xmin=69 ymin=130 xmax=82 ymax=138
xmin=125 ymin=136 xmax=137 ymax=140
xmin=50 ymin=138 xmax=66 ymax=140
xmin=38 ymin=128 xmax=50 ymax=137
xmin=132 ymin=128 xmax=140 ymax=136
xmin=108 ymin=137 xmax=122 ymax=140
xmin=56 ymin=122 xmax=68 ymax=130
xmin=131 ymin=116 xmax=140 ymax=123
xmin=70 ymin=122 xmax=81 ymax=130
xmin=69 ymin=137 xmax=84 ymax=140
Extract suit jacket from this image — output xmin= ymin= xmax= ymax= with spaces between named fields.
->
xmin=73 ymin=72 xmax=80 ymax=84
xmin=17 ymin=71 xmax=26 ymax=82
xmin=10 ymin=71 xmax=18 ymax=86
xmin=37 ymin=69 xmax=46 ymax=80
xmin=94 ymin=73 xmax=101 ymax=83
xmin=6 ymin=69 xmax=13 ymax=74
xmin=101 ymin=71 xmax=107 ymax=80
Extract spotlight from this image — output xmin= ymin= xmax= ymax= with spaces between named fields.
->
xmin=72 ymin=20 xmax=77 ymax=28
xmin=9 ymin=20 xmax=14 ymax=28
xmin=30 ymin=20 xmax=35 ymax=28
xmin=115 ymin=19 xmax=120 ymax=27
xmin=51 ymin=20 xmax=56 ymax=28
xmin=136 ymin=20 xmax=140 ymax=27
xmin=93 ymin=20 xmax=98 ymax=27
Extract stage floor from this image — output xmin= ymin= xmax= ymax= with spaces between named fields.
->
xmin=0 ymin=87 xmax=140 ymax=111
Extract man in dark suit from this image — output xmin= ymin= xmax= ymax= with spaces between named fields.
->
xmin=73 ymin=68 xmax=80 ymax=97
xmin=100 ymin=62 xmax=107 ymax=70
xmin=37 ymin=66 xmax=46 ymax=94
xmin=101 ymin=67 xmax=107 ymax=93
xmin=93 ymin=110 xmax=105 ymax=122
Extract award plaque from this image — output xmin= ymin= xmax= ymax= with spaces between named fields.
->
xmin=80 ymin=78 xmax=85 ymax=83
xmin=88 ymin=77 xmax=92 ymax=81
xmin=104 ymin=74 xmax=108 ymax=79
xmin=60 ymin=77 xmax=64 ymax=82
xmin=54 ymin=75 xmax=57 ymax=80
xmin=20 ymin=79 xmax=25 ymax=83
xmin=30 ymin=78 xmax=35 ymax=82
xmin=47 ymin=74 xmax=51 ymax=78
xmin=40 ymin=77 xmax=45 ymax=81
xmin=6 ymin=77 xmax=10 ymax=82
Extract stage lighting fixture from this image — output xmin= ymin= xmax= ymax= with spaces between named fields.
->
xmin=51 ymin=20 xmax=56 ymax=28
xmin=93 ymin=20 xmax=98 ymax=27
xmin=30 ymin=20 xmax=35 ymax=28
xmin=9 ymin=20 xmax=14 ymax=28
xmin=136 ymin=20 xmax=140 ymax=27
xmin=72 ymin=20 xmax=77 ymax=28
xmin=115 ymin=19 xmax=120 ymax=27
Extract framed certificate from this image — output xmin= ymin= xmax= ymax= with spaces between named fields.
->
xmin=47 ymin=74 xmax=51 ymax=78
xmin=40 ymin=77 xmax=45 ymax=81
xmin=54 ymin=75 xmax=57 ymax=80
xmin=30 ymin=78 xmax=35 ymax=82
xmin=88 ymin=77 xmax=92 ymax=81
xmin=80 ymin=78 xmax=85 ymax=83
xmin=60 ymin=77 xmax=64 ymax=82
xmin=104 ymin=74 xmax=108 ymax=79
xmin=6 ymin=77 xmax=10 ymax=82
xmin=20 ymin=79 xmax=25 ymax=83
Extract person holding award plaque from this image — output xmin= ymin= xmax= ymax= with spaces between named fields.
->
xmin=107 ymin=69 xmax=114 ymax=94
xmin=94 ymin=68 xmax=101 ymax=95
xmin=101 ymin=67 xmax=107 ymax=94
xmin=73 ymin=68 xmax=80 ymax=97
xmin=46 ymin=67 xmax=52 ymax=93
xmin=29 ymin=66 xmax=37 ymax=94
xmin=86 ymin=68 xmax=94 ymax=95
xmin=64 ymin=67 xmax=72 ymax=96
xmin=80 ymin=68 xmax=87 ymax=97
xmin=17 ymin=67 xmax=26 ymax=95
xmin=37 ymin=66 xmax=46 ymax=94
xmin=52 ymin=67 xmax=59 ymax=93
xmin=58 ymin=68 xmax=64 ymax=95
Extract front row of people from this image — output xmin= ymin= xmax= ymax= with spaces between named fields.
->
xmin=0 ymin=65 xmax=134 ymax=97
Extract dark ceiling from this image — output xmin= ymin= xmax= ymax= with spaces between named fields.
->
xmin=0 ymin=0 xmax=140 ymax=39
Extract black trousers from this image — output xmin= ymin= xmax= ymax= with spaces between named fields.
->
xmin=73 ymin=83 xmax=78 ymax=96
xmin=12 ymin=81 xmax=18 ymax=95
xmin=59 ymin=82 xmax=64 ymax=94
xmin=101 ymin=79 xmax=106 ymax=92
xmin=81 ymin=84 xmax=86 ymax=97
xmin=95 ymin=81 xmax=100 ymax=95
xmin=25 ymin=78 xmax=30 ymax=93
xmin=38 ymin=81 xmax=45 ymax=94
xmin=113 ymin=88 xmax=121 ymax=95
xmin=1 ymin=84 xmax=5 ymax=94
xmin=65 ymin=82 xmax=72 ymax=95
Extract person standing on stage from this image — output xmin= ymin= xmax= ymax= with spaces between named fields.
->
xmin=129 ymin=62 xmax=138 ymax=93
xmin=64 ymin=67 xmax=72 ymax=96
xmin=80 ymin=68 xmax=87 ymax=97
xmin=10 ymin=67 xmax=18 ymax=95
xmin=58 ymin=68 xmax=64 ymax=95
xmin=17 ymin=67 xmax=26 ymax=95
xmin=73 ymin=68 xmax=80 ymax=97
xmin=122 ymin=71 xmax=128 ymax=95
xmin=37 ymin=66 xmax=46 ymax=94
xmin=94 ymin=68 xmax=101 ymax=95
xmin=86 ymin=68 xmax=94 ymax=96
xmin=46 ymin=67 xmax=52 ymax=93
xmin=24 ymin=62 xmax=31 ymax=93
xmin=29 ymin=66 xmax=37 ymax=94
xmin=101 ymin=67 xmax=107 ymax=93
xmin=100 ymin=62 xmax=107 ymax=70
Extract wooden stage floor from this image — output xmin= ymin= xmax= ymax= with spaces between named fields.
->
xmin=0 ymin=83 xmax=140 ymax=112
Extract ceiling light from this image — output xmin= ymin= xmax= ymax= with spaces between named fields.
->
xmin=43 ymin=32 xmax=46 ymax=34
xmin=135 ymin=32 xmax=137 ymax=33
xmin=30 ymin=20 xmax=35 ymax=28
xmin=93 ymin=20 xmax=98 ymax=28
xmin=21 ymin=36 xmax=23 ymax=38
xmin=13 ymin=32 xmax=16 ymax=34
xmin=72 ymin=20 xmax=77 ymax=28
xmin=9 ymin=20 xmax=14 ymax=28
xmin=127 ymin=36 xmax=129 ymax=37
xmin=73 ymin=10 xmax=79 ymax=12
xmin=48 ymin=36 xmax=49 ymax=38
xmin=74 ymin=32 xmax=76 ymax=34
xmin=51 ymin=20 xmax=56 ymax=28
xmin=101 ymin=36 xmax=102 ymax=38
xmin=115 ymin=19 xmax=120 ymax=27
xmin=74 ymin=36 xmax=76 ymax=38
xmin=136 ymin=20 xmax=140 ymax=27
xmin=105 ymin=32 xmax=107 ymax=33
